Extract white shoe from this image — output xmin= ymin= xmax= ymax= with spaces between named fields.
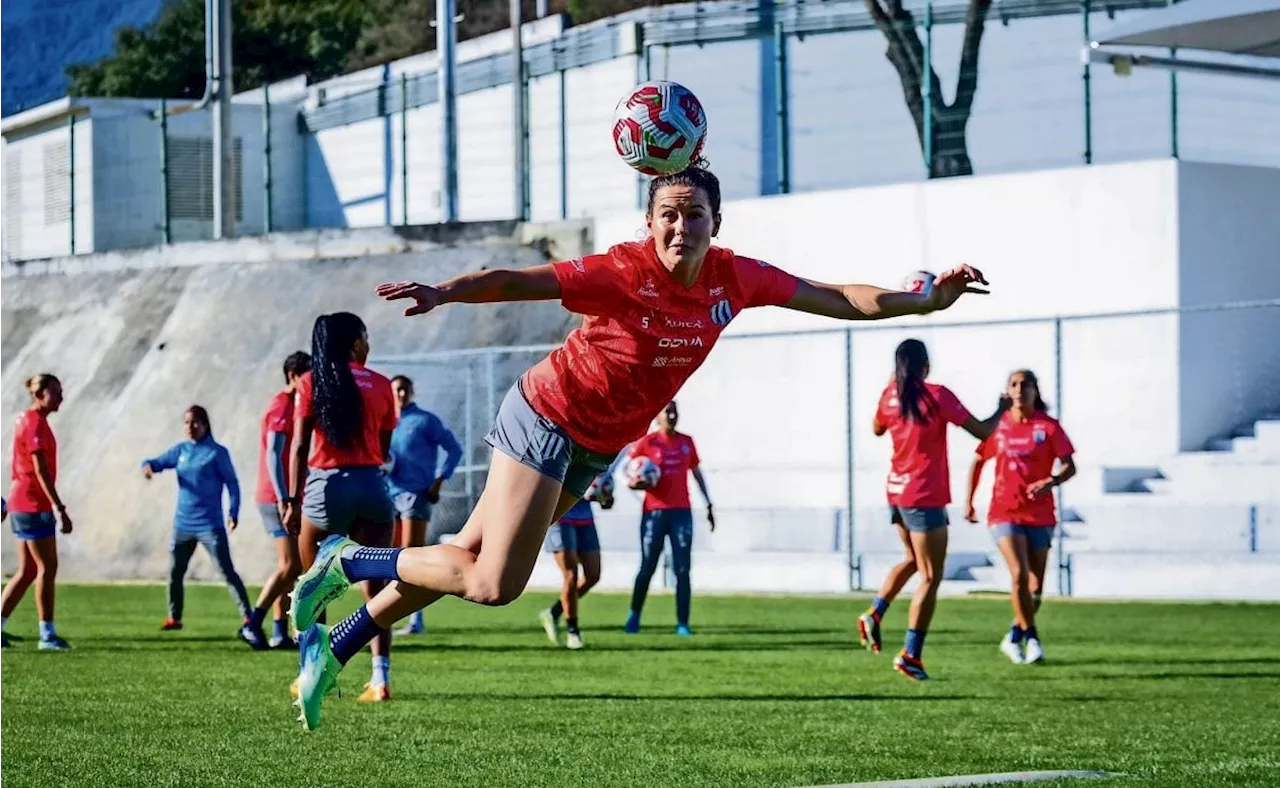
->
xmin=538 ymin=609 xmax=562 ymax=645
xmin=565 ymin=631 xmax=585 ymax=650
xmin=395 ymin=616 xmax=425 ymax=636
xmin=999 ymin=633 xmax=1025 ymax=664
xmin=1024 ymin=637 xmax=1045 ymax=664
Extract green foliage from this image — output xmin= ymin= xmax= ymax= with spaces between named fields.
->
xmin=66 ymin=0 xmax=376 ymax=98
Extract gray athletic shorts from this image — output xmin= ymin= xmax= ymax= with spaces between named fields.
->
xmin=302 ymin=466 xmax=395 ymax=536
xmin=391 ymin=489 xmax=433 ymax=521
xmin=484 ymin=382 xmax=617 ymax=498
xmin=992 ymin=523 xmax=1054 ymax=551
xmin=545 ymin=522 xmax=601 ymax=554
xmin=258 ymin=502 xmax=288 ymax=539
xmin=890 ymin=505 xmax=949 ymax=533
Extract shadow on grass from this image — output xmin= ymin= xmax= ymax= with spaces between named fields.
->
xmin=388 ymin=638 xmax=856 ymax=654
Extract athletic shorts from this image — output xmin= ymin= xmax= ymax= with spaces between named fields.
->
xmin=302 ymin=466 xmax=395 ymax=536
xmin=484 ymin=382 xmax=617 ymax=498
xmin=991 ymin=523 xmax=1054 ymax=551
xmin=10 ymin=511 xmax=56 ymax=541
xmin=890 ymin=505 xmax=949 ymax=533
xmin=545 ymin=521 xmax=601 ymax=553
xmin=390 ymin=489 xmax=433 ymax=521
xmin=257 ymin=502 xmax=288 ymax=539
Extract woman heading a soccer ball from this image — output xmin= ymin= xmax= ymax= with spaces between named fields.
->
xmin=288 ymin=158 xmax=990 ymax=729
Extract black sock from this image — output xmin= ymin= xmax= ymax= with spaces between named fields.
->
xmin=550 ymin=600 xmax=564 ymax=619
xmin=566 ymin=617 xmax=579 ymax=634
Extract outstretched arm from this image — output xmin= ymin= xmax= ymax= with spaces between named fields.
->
xmin=784 ymin=266 xmax=989 ymax=321
xmin=377 ymin=266 xmax=561 ymax=317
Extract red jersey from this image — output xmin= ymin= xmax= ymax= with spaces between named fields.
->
xmin=296 ymin=363 xmax=397 ymax=469
xmin=255 ymin=390 xmax=294 ymax=504
xmin=876 ymin=382 xmax=973 ymax=508
xmin=9 ymin=409 xmax=57 ymax=513
xmin=522 ymin=240 xmax=800 ymax=454
xmin=630 ymin=430 xmax=701 ymax=511
xmin=977 ymin=411 xmax=1074 ymax=526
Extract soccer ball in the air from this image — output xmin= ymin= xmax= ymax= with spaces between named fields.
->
xmin=583 ymin=473 xmax=616 ymax=509
xmin=612 ymin=80 xmax=708 ymax=176
xmin=626 ymin=456 xmax=662 ymax=490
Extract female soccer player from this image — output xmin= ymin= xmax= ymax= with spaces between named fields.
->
xmin=290 ymin=164 xmax=990 ymax=729
xmin=965 ymin=369 xmax=1076 ymax=665
xmin=242 ymin=351 xmax=311 ymax=650
xmin=141 ymin=406 xmax=256 ymax=645
xmin=858 ymin=339 xmax=1007 ymax=681
xmin=284 ymin=312 xmax=398 ymax=703
xmin=537 ymin=454 xmax=624 ymax=649
xmin=1 ymin=374 xmax=73 ymax=650
xmin=385 ymin=374 xmax=463 ymax=637
xmin=624 ymin=401 xmax=714 ymax=637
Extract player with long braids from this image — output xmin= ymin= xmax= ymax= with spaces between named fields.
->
xmin=289 ymin=164 xmax=990 ymax=729
xmin=285 ymin=313 xmax=398 ymax=702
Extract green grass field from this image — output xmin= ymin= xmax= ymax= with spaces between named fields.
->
xmin=2 ymin=585 xmax=1278 ymax=788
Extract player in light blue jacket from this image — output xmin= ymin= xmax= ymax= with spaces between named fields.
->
xmin=141 ymin=405 xmax=256 ymax=648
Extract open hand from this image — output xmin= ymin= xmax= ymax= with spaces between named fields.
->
xmin=375 ymin=281 xmax=442 ymax=317
xmin=926 ymin=265 xmax=989 ymax=312
xmin=964 ymin=504 xmax=978 ymax=524
xmin=59 ymin=509 xmax=74 ymax=534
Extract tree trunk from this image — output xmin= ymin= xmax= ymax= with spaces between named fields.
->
xmin=865 ymin=0 xmax=992 ymax=179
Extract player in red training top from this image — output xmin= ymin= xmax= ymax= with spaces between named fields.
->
xmin=237 ymin=351 xmax=311 ymax=650
xmin=860 ymin=340 xmax=1007 ymax=681
xmin=285 ymin=313 xmax=398 ymax=705
xmin=966 ymin=369 xmax=1076 ymax=665
xmin=624 ymin=401 xmax=714 ymax=636
xmin=289 ymin=164 xmax=991 ymax=730
xmin=1 ymin=374 xmax=73 ymax=650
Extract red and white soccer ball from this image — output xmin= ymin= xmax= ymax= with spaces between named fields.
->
xmin=611 ymin=80 xmax=708 ymax=176
xmin=626 ymin=456 xmax=662 ymax=490
xmin=902 ymin=270 xmax=936 ymax=297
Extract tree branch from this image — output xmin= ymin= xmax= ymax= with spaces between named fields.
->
xmin=952 ymin=0 xmax=992 ymax=114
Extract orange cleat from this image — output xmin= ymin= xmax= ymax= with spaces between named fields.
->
xmin=161 ymin=618 xmax=183 ymax=631
xmin=357 ymin=683 xmax=391 ymax=703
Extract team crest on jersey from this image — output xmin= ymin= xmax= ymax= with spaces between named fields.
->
xmin=571 ymin=257 xmax=585 ymax=273
xmin=710 ymin=299 xmax=734 ymax=326
xmin=1033 ymin=427 xmax=1047 ymax=445
xmin=709 ymin=286 xmax=725 ymax=297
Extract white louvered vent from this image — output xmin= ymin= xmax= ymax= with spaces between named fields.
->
xmin=167 ymin=136 xmax=244 ymax=221
xmin=4 ymin=151 xmax=23 ymax=259
xmin=43 ymin=140 xmax=70 ymax=225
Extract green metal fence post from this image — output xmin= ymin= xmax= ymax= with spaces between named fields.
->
xmin=1169 ymin=1 xmax=1179 ymax=159
xmin=68 ymin=115 xmax=76 ymax=255
xmin=1082 ymin=0 xmax=1093 ymax=165
xmin=923 ymin=1 xmax=934 ymax=177
xmin=401 ymin=74 xmax=409 ymax=226
xmin=159 ymin=100 xmax=171 ymax=244
xmin=774 ymin=17 xmax=790 ymax=194
xmin=263 ymin=83 xmax=273 ymax=233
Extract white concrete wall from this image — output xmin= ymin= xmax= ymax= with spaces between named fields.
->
xmin=1175 ymin=163 xmax=1280 ymax=451
xmin=2 ymin=116 xmax=94 ymax=259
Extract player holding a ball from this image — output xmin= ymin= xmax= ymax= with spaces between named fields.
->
xmin=624 ymin=402 xmax=713 ymax=636
xmin=289 ymin=144 xmax=989 ymax=728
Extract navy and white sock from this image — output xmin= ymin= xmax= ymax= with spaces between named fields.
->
xmin=1025 ymin=626 xmax=1039 ymax=641
xmin=1009 ymin=624 xmax=1025 ymax=644
xmin=549 ymin=600 xmax=564 ymax=620
xmin=330 ymin=605 xmax=383 ymax=665
xmin=870 ymin=596 xmax=890 ymax=619
xmin=249 ymin=607 xmax=268 ymax=630
xmin=39 ymin=620 xmax=57 ymax=640
xmin=904 ymin=628 xmax=926 ymax=659
xmin=273 ymin=618 xmax=287 ymax=640
xmin=566 ymin=617 xmax=579 ymax=635
xmin=340 ymin=545 xmax=403 ymax=582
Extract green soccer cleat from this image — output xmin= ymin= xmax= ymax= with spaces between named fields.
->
xmin=290 ymin=534 xmax=355 ymax=632
xmin=294 ymin=623 xmax=343 ymax=731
